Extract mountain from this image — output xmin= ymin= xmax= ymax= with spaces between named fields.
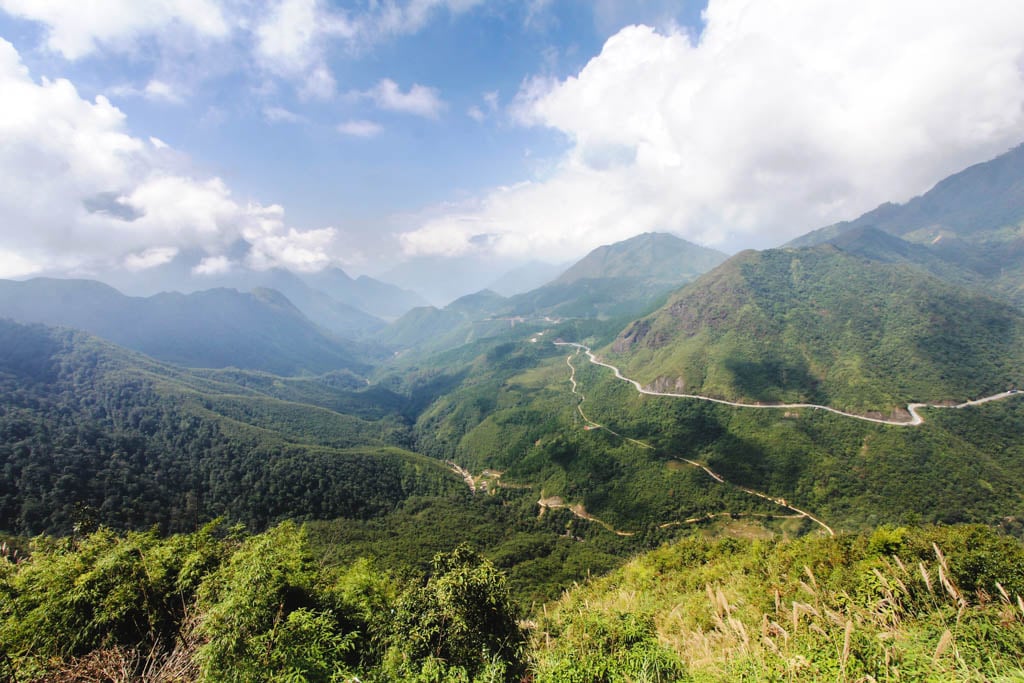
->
xmin=0 ymin=278 xmax=372 ymax=376
xmin=609 ymin=245 xmax=1024 ymax=412
xmin=375 ymin=234 xmax=729 ymax=356
xmin=555 ymin=232 xmax=726 ymax=284
xmin=378 ymin=254 xmax=518 ymax=306
xmin=302 ymin=266 xmax=428 ymax=320
xmin=198 ymin=267 xmax=386 ymax=337
xmin=788 ymin=143 xmax=1024 ymax=305
xmin=374 ymin=289 xmax=519 ymax=354
xmin=503 ymin=232 xmax=729 ymax=319
xmin=93 ymin=245 xmax=418 ymax=333
xmin=487 ymin=260 xmax=567 ymax=296
xmin=0 ymin=318 xmax=456 ymax=535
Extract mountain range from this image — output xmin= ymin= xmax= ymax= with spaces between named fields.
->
xmin=789 ymin=142 xmax=1024 ymax=306
xmin=3 ymin=141 xmax=1024 ymax=682
xmin=0 ymin=278 xmax=375 ymax=376
xmin=375 ymin=232 xmax=729 ymax=355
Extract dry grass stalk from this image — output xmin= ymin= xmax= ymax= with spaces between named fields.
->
xmin=933 ymin=629 xmax=954 ymax=663
xmin=996 ymin=582 xmax=1011 ymax=604
xmin=919 ymin=562 xmax=934 ymax=595
xmin=1017 ymin=595 xmax=1024 ymax=621
xmin=804 ymin=565 xmax=818 ymax=593
xmin=937 ymin=564 xmax=966 ymax=608
xmin=839 ymin=620 xmax=853 ymax=675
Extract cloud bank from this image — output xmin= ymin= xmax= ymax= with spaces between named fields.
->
xmin=0 ymin=38 xmax=340 ymax=278
xmin=400 ymin=0 xmax=1024 ymax=259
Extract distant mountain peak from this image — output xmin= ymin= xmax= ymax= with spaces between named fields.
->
xmin=555 ymin=232 xmax=727 ymax=285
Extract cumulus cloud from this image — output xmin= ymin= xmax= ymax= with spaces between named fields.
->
xmin=401 ymin=0 xmax=1024 ymax=259
xmin=0 ymin=38 xmax=342 ymax=278
xmin=360 ymin=78 xmax=445 ymax=118
xmin=358 ymin=0 xmax=486 ymax=43
xmin=110 ymin=79 xmax=186 ymax=104
xmin=3 ymin=0 xmax=480 ymax=101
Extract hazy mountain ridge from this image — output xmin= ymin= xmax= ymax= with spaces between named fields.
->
xmin=93 ymin=244 xmax=425 ymax=332
xmin=788 ymin=143 xmax=1024 ymax=306
xmin=0 ymin=278 xmax=374 ymax=376
xmin=554 ymin=232 xmax=727 ymax=284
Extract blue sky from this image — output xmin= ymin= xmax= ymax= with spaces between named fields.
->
xmin=1 ymin=0 xmax=1023 ymax=294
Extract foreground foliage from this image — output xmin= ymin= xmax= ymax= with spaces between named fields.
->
xmin=533 ymin=525 xmax=1024 ymax=682
xmin=0 ymin=523 xmax=524 ymax=682
xmin=2 ymin=524 xmax=1023 ymax=681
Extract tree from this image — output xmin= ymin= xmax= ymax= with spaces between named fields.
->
xmin=384 ymin=544 xmax=525 ymax=681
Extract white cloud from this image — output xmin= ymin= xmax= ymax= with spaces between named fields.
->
xmin=468 ymin=90 xmax=499 ymax=121
xmin=253 ymin=0 xmax=352 ymax=99
xmin=0 ymin=0 xmax=229 ymax=59
xmin=263 ymin=106 xmax=306 ymax=124
xmin=0 ymin=248 xmax=43 ymax=279
xmin=337 ymin=119 xmax=383 ymax=137
xmin=357 ymin=0 xmax=485 ymax=43
xmin=143 ymin=79 xmax=183 ymax=103
xmin=0 ymin=38 xmax=343 ymax=277
xmin=3 ymin=0 xmax=483 ymax=104
xmin=124 ymin=246 xmax=179 ymax=271
xmin=361 ymin=78 xmax=445 ymax=118
xmin=193 ymin=255 xmax=233 ymax=276
xmin=401 ymin=0 xmax=1024 ymax=259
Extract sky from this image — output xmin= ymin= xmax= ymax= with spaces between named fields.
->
xmin=2 ymin=0 xmax=1024 ymax=295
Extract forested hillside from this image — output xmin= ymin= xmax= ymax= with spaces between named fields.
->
xmin=0 ymin=319 xmax=454 ymax=534
xmin=609 ymin=245 xmax=1024 ymax=412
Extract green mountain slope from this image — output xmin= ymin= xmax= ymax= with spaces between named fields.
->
xmin=0 ymin=278 xmax=372 ymax=376
xmin=504 ymin=232 xmax=729 ymax=319
xmin=789 ymin=143 xmax=1024 ymax=306
xmin=555 ymin=232 xmax=727 ymax=284
xmin=373 ymin=290 xmax=524 ymax=356
xmin=609 ymin=246 xmax=1024 ymax=412
xmin=405 ymin=327 xmax=1024 ymax=536
xmin=0 ymin=319 xmax=457 ymax=535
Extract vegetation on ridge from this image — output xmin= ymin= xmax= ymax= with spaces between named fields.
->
xmin=610 ymin=246 xmax=1024 ymax=412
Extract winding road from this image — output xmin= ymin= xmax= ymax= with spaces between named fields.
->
xmin=561 ymin=349 xmax=835 ymax=536
xmin=555 ymin=342 xmax=1022 ymax=427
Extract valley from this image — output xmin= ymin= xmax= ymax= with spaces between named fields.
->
xmin=3 ymin=149 xmax=1024 ymax=680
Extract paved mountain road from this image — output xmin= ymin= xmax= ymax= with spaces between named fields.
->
xmin=556 ymin=342 xmax=1022 ymax=427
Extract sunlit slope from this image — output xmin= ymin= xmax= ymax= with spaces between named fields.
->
xmin=609 ymin=245 xmax=1024 ymax=413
